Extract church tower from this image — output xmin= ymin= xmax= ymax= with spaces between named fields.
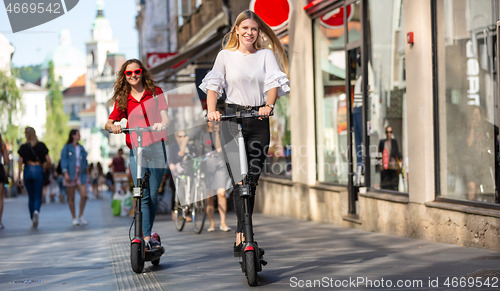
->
xmin=86 ymin=0 xmax=119 ymax=95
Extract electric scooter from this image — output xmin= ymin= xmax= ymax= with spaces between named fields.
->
xmin=216 ymin=110 xmax=270 ymax=286
xmin=118 ymin=127 xmax=165 ymax=273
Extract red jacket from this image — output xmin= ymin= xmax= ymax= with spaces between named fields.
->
xmin=108 ymin=87 xmax=168 ymax=149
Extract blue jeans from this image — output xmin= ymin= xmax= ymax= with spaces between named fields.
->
xmin=129 ymin=142 xmax=166 ymax=237
xmin=24 ymin=164 xmax=43 ymax=219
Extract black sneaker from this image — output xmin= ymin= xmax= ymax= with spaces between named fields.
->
xmin=233 ymin=243 xmax=242 ymax=257
xmin=145 ymin=240 xmax=152 ymax=251
xmin=150 ymin=233 xmax=162 ymax=248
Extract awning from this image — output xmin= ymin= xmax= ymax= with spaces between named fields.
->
xmin=303 ymin=0 xmax=338 ymax=18
xmin=149 ymin=29 xmax=227 ymax=82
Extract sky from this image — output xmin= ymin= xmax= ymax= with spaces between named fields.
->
xmin=0 ymin=0 xmax=139 ymax=67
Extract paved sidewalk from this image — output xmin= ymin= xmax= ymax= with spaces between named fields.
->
xmin=0 ymin=192 xmax=499 ymax=290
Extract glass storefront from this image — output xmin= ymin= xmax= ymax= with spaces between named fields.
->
xmin=265 ymin=95 xmax=292 ymax=178
xmin=435 ymin=0 xmax=499 ymax=203
xmin=367 ymin=0 xmax=408 ymax=192
xmin=313 ymin=0 xmax=407 ymax=191
xmin=313 ymin=10 xmax=348 ymax=184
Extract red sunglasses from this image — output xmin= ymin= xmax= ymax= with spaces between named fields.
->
xmin=124 ymin=69 xmax=143 ymax=76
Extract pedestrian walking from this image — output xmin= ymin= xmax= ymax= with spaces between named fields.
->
xmin=0 ymin=132 xmax=9 ymax=229
xmin=17 ymin=126 xmax=51 ymax=229
xmin=60 ymin=129 xmax=90 ymax=226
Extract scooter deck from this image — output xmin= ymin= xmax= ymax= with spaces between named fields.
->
xmin=145 ymin=246 xmax=165 ymax=261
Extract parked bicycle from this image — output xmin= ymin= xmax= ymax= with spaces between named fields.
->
xmin=172 ymin=151 xmax=207 ymax=234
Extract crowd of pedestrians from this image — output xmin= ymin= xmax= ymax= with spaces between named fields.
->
xmin=0 ymin=127 xmax=125 ymax=230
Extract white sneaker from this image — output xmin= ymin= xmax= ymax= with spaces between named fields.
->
xmin=78 ymin=217 xmax=87 ymax=225
xmin=32 ymin=211 xmax=39 ymax=229
xmin=72 ymin=218 xmax=80 ymax=226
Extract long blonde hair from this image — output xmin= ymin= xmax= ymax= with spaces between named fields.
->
xmin=223 ymin=10 xmax=289 ymax=76
xmin=25 ymin=127 xmax=38 ymax=147
xmin=111 ymin=59 xmax=157 ymax=112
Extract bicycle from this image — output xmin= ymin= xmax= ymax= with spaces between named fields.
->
xmin=111 ymin=126 xmax=165 ymax=273
xmin=172 ymin=151 xmax=207 ymax=234
xmin=216 ymin=110 xmax=270 ymax=286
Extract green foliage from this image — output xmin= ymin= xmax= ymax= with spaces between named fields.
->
xmin=11 ymin=65 xmax=42 ymax=84
xmin=0 ymin=70 xmax=21 ymax=113
xmin=45 ymin=61 xmax=70 ymax=161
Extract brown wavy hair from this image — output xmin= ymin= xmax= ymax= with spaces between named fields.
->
xmin=223 ymin=10 xmax=288 ymax=76
xmin=111 ymin=59 xmax=157 ymax=112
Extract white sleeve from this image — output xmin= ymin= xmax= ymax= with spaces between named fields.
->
xmin=199 ymin=51 xmax=226 ymax=98
xmin=264 ymin=50 xmax=290 ymax=96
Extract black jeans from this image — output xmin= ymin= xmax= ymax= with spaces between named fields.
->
xmin=221 ymin=106 xmax=270 ymax=233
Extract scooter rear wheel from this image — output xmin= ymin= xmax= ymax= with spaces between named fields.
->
xmin=244 ymin=250 xmax=258 ymax=286
xmin=131 ymin=243 xmax=144 ymax=273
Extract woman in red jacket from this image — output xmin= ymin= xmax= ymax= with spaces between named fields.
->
xmin=105 ymin=59 xmax=169 ymax=249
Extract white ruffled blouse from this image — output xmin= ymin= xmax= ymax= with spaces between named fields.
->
xmin=199 ymin=49 xmax=290 ymax=106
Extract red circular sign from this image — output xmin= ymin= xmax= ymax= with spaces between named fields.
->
xmin=320 ymin=4 xmax=353 ymax=29
xmin=250 ymin=0 xmax=291 ymax=30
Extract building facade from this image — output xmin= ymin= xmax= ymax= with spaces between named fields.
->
xmin=147 ymin=0 xmax=500 ymax=250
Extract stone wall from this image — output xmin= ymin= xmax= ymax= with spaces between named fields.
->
xmin=256 ymin=179 xmax=500 ymax=250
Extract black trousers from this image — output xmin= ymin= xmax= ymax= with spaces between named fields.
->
xmin=221 ymin=106 xmax=270 ymax=233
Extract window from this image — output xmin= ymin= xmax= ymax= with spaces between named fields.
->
xmin=366 ymin=0 xmax=408 ymax=192
xmin=435 ymin=0 xmax=499 ymax=203
xmin=264 ymin=94 xmax=291 ymax=178
xmin=313 ymin=15 xmax=348 ymax=184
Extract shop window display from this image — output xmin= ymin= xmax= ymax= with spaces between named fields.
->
xmin=435 ymin=0 xmax=499 ymax=203
xmin=264 ymin=95 xmax=292 ymax=178
xmin=313 ymin=10 xmax=349 ymax=184
xmin=366 ymin=0 xmax=408 ymax=192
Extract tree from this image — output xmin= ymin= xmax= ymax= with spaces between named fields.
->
xmin=0 ymin=70 xmax=22 ymax=157
xmin=44 ymin=61 xmax=70 ymax=161
xmin=0 ymin=70 xmax=21 ymax=114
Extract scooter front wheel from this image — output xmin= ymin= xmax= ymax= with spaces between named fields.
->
xmin=244 ymin=250 xmax=258 ymax=286
xmin=131 ymin=243 xmax=144 ymax=273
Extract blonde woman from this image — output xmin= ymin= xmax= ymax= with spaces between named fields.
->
xmin=201 ymin=10 xmax=290 ymax=256
xmin=17 ymin=127 xmax=50 ymax=229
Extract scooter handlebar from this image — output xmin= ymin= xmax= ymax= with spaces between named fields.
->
xmin=205 ymin=110 xmax=273 ymax=122
xmin=108 ymin=126 xmax=156 ymax=134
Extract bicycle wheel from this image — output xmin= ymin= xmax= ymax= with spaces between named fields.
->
xmin=192 ymin=199 xmax=206 ymax=234
xmin=244 ymin=250 xmax=258 ymax=286
xmin=173 ymin=178 xmax=186 ymax=231
xmin=131 ymin=243 xmax=144 ymax=273
xmin=192 ymin=180 xmax=207 ymax=234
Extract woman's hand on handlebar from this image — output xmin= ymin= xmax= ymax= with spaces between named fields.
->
xmin=258 ymin=106 xmax=273 ymax=119
xmin=207 ymin=110 xmax=221 ymax=122
xmin=109 ymin=124 xmax=122 ymax=134
xmin=151 ymin=122 xmax=168 ymax=131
